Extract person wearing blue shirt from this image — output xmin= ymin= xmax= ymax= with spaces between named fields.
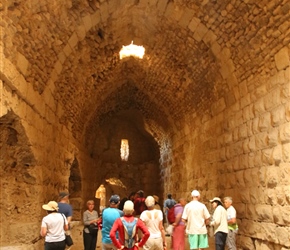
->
xmin=102 ymin=195 xmax=124 ymax=250
xmin=163 ymin=194 xmax=176 ymax=226
xmin=58 ymin=192 xmax=73 ymax=227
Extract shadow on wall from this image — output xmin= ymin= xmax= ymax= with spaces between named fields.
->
xmin=69 ymin=158 xmax=82 ymax=220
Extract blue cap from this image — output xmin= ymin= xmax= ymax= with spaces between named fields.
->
xmin=109 ymin=195 xmax=120 ymax=204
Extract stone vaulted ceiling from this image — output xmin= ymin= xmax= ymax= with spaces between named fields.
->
xmin=2 ymin=0 xmax=289 ymax=144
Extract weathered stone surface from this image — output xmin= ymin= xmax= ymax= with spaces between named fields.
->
xmin=1 ymin=0 xmax=290 ymax=249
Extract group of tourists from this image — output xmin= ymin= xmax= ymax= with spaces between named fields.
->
xmin=164 ymin=190 xmax=238 ymax=250
xmin=40 ymin=190 xmax=238 ymax=250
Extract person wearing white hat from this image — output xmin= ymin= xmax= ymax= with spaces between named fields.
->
xmin=182 ymin=190 xmax=211 ymax=250
xmin=209 ymin=197 xmax=228 ymax=250
xmin=41 ymin=201 xmax=69 ymax=250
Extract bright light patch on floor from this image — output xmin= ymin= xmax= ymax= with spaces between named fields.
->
xmin=119 ymin=41 xmax=145 ymax=59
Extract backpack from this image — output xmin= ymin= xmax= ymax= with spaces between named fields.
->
xmin=121 ymin=217 xmax=138 ymax=248
xmin=167 ymin=206 xmax=175 ymax=224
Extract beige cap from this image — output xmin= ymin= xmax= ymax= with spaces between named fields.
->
xmin=145 ymin=196 xmax=155 ymax=207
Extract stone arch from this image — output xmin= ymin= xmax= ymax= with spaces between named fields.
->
xmin=0 ymin=110 xmax=40 ymax=245
xmin=68 ymin=157 xmax=82 ymax=220
xmin=41 ymin=3 xmax=238 ymax=138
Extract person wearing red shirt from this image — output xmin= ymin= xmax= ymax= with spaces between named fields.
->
xmin=110 ymin=200 xmax=150 ymax=250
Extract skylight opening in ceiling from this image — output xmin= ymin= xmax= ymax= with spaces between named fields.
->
xmin=119 ymin=41 xmax=145 ymax=59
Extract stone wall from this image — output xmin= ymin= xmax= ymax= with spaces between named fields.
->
xmin=162 ymin=50 xmax=290 ymax=248
xmin=1 ymin=0 xmax=290 ymax=249
xmin=0 ymin=78 xmax=80 ymax=246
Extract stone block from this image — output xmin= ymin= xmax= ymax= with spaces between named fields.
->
xmin=253 ymin=99 xmax=265 ymax=115
xmin=258 ymin=112 xmax=271 ymax=131
xmin=242 ymin=139 xmax=250 ymax=153
xmin=276 ymin=226 xmax=290 ymax=247
xmin=68 ymin=32 xmax=79 ymax=50
xmin=82 ymin=14 xmax=92 ymax=32
xmin=272 ymin=145 xmax=282 ymax=165
xmin=91 ymin=11 xmax=101 ymax=26
xmin=178 ymin=7 xmax=193 ymax=28
xmin=269 ymin=128 xmax=279 ymax=146
xmin=265 ymin=188 xmax=277 ymax=205
xmin=239 ymin=123 xmax=248 ymax=140
xmin=244 ymin=169 xmax=253 ymax=186
xmin=286 ymin=102 xmax=290 ymax=122
xmin=2 ymin=57 xmax=21 ymax=83
xmin=240 ymin=94 xmax=251 ymax=109
xmin=252 ymin=84 xmax=267 ymax=100
xmin=255 ymin=132 xmax=268 ymax=150
xmin=255 ymin=241 xmax=271 ymax=250
xmin=255 ymin=204 xmax=273 ymax=222
xmin=203 ymin=29 xmax=217 ymax=46
xmin=220 ymin=60 xmax=234 ymax=80
xmin=280 ymin=122 xmax=290 ymax=143
xmin=263 ymin=223 xmax=278 ymax=243
xmin=63 ymin=43 xmax=72 ymax=57
xmin=248 ymin=136 xmax=256 ymax=152
xmin=11 ymin=74 xmax=29 ymax=101
xmin=259 ymin=166 xmax=267 ymax=187
xmin=282 ymin=142 xmax=290 ymax=162
xmin=275 ymin=47 xmax=289 ymax=70
xmin=271 ymin=105 xmax=286 ymax=127
xmin=188 ymin=17 xmax=200 ymax=33
xmin=193 ymin=22 xmax=208 ymax=42
xmin=16 ymin=52 xmax=29 ymax=76
xmin=238 ymin=235 xmax=255 ymax=250
xmin=250 ymin=188 xmax=264 ymax=205
xmin=211 ymin=97 xmax=226 ymax=115
xmin=99 ymin=1 xmax=109 ymax=22
xmin=234 ymin=110 xmax=244 ymax=127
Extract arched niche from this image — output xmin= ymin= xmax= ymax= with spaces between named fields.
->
xmin=69 ymin=158 xmax=82 ymax=220
xmin=0 ymin=110 xmax=39 ymax=244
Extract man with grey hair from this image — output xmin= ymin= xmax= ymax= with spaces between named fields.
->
xmin=182 ymin=190 xmax=210 ymax=250
xmin=140 ymin=196 xmax=166 ymax=250
xmin=224 ymin=197 xmax=238 ymax=250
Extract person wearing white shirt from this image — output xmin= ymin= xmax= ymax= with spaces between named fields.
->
xmin=140 ymin=196 xmax=166 ymax=250
xmin=182 ymin=190 xmax=211 ymax=250
xmin=41 ymin=201 xmax=68 ymax=250
xmin=209 ymin=197 xmax=228 ymax=250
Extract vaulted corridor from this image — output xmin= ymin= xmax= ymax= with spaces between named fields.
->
xmin=0 ymin=0 xmax=290 ymax=249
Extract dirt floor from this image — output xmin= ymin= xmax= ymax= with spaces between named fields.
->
xmin=68 ymin=222 xmax=216 ymax=250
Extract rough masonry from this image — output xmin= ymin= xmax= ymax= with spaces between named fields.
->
xmin=0 ymin=0 xmax=289 ymax=249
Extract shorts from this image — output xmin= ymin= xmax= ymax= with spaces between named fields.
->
xmin=188 ymin=234 xmax=209 ymax=249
